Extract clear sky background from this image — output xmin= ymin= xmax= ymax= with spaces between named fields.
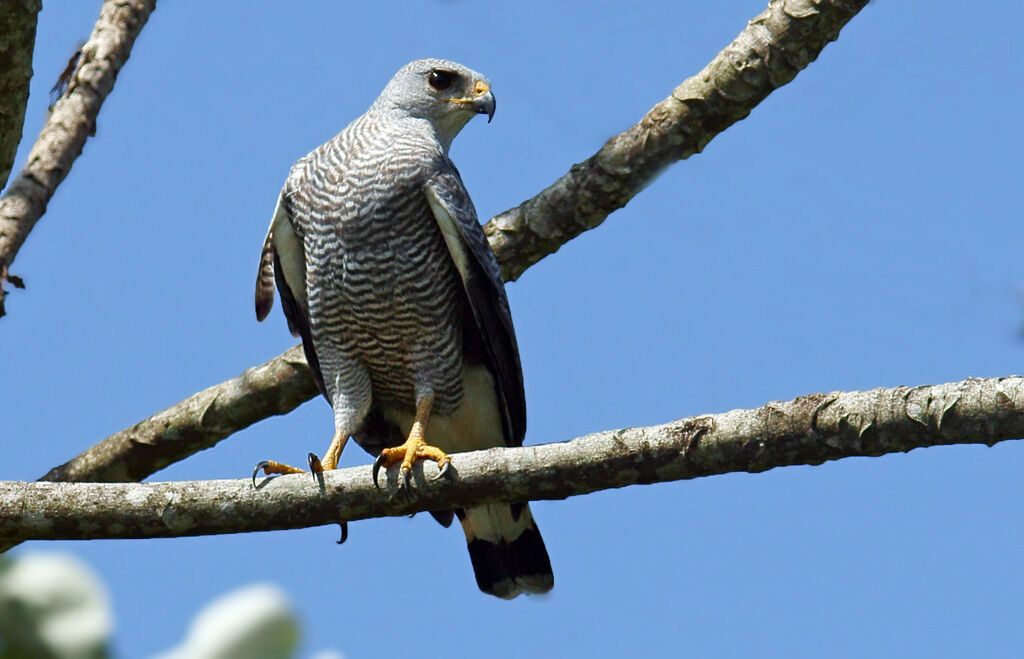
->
xmin=4 ymin=1 xmax=1024 ymax=657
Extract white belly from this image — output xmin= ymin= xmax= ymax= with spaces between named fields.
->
xmin=383 ymin=364 xmax=506 ymax=453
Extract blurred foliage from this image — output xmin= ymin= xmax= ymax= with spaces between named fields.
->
xmin=155 ymin=584 xmax=299 ymax=659
xmin=0 ymin=553 xmax=111 ymax=659
xmin=0 ymin=553 xmax=338 ymax=659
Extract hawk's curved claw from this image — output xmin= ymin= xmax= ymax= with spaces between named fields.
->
xmin=395 ymin=469 xmax=415 ymax=501
xmin=372 ymin=453 xmax=386 ymax=491
xmin=432 ymin=460 xmax=452 ymax=481
xmin=336 ymin=522 xmax=348 ymax=545
xmin=308 ymin=452 xmax=323 ymax=483
xmin=251 ymin=461 xmax=270 ymax=488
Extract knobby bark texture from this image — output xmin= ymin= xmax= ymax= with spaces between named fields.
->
xmin=0 ymin=0 xmax=156 ymax=316
xmin=41 ymin=345 xmax=318 ymax=483
xmin=3 ymin=377 xmax=1020 ymax=543
xmin=0 ymin=0 xmax=40 ymax=193
xmin=39 ymin=0 xmax=871 ymax=490
xmin=483 ymin=0 xmax=869 ymax=281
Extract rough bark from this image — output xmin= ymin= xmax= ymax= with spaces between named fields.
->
xmin=0 ymin=0 xmax=156 ymax=316
xmin=3 ymin=377 xmax=1019 ymax=543
xmin=38 ymin=0 xmax=871 ymax=488
xmin=41 ymin=345 xmax=317 ymax=483
xmin=0 ymin=0 xmax=40 ymax=193
xmin=483 ymin=0 xmax=869 ymax=281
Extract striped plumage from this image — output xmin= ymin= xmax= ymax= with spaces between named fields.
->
xmin=255 ymin=59 xmax=553 ymax=598
xmin=289 ymin=113 xmax=466 ymax=417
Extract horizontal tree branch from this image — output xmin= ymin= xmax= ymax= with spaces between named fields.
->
xmin=4 ymin=376 xmax=1021 ymax=543
xmin=38 ymin=0 xmax=870 ymax=489
xmin=0 ymin=0 xmax=155 ymax=316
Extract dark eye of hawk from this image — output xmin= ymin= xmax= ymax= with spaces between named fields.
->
xmin=428 ymin=69 xmax=456 ymax=91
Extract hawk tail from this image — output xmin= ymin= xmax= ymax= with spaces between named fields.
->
xmin=458 ymin=503 xmax=553 ymax=599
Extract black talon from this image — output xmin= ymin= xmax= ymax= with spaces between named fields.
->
xmin=395 ymin=468 xmax=416 ymax=501
xmin=336 ymin=522 xmax=348 ymax=545
xmin=252 ymin=461 xmax=270 ymax=488
xmin=372 ymin=454 xmax=386 ymax=491
xmin=308 ymin=452 xmax=323 ymax=482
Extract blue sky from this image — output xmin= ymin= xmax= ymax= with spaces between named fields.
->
xmin=4 ymin=1 xmax=1024 ymax=656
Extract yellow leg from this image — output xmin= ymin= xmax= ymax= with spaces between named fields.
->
xmin=320 ymin=430 xmax=349 ymax=471
xmin=373 ymin=396 xmax=451 ymax=487
xmin=251 ymin=429 xmax=349 ymax=485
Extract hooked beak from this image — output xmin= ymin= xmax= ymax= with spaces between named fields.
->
xmin=470 ymin=79 xmax=495 ymax=123
xmin=473 ymin=90 xmax=496 ymax=123
xmin=444 ymin=80 xmax=496 ymax=123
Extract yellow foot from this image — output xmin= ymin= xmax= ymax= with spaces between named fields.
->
xmin=251 ymin=430 xmax=349 ymax=487
xmin=251 ymin=456 xmax=316 ymax=487
xmin=371 ymin=396 xmax=451 ymax=490
xmin=372 ymin=436 xmax=452 ymax=490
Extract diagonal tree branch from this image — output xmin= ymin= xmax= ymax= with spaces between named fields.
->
xmin=38 ymin=0 xmax=871 ymax=489
xmin=0 ymin=0 xmax=156 ymax=317
xmin=41 ymin=345 xmax=317 ymax=483
xmin=9 ymin=349 xmax=304 ymax=553
xmin=485 ymin=0 xmax=869 ymax=281
xmin=3 ymin=376 xmax=1020 ymax=543
xmin=0 ymin=0 xmax=41 ymax=194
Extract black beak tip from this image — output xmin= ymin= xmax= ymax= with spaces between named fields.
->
xmin=475 ymin=93 xmax=495 ymax=123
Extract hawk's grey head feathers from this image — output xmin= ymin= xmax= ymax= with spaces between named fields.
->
xmin=372 ymin=58 xmax=495 ymax=149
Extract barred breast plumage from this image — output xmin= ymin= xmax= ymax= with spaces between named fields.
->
xmin=285 ymin=113 xmax=464 ymax=416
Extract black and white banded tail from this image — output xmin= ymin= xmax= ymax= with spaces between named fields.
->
xmin=458 ymin=502 xmax=553 ymax=599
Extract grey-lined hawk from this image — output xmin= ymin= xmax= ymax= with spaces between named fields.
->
xmin=253 ymin=59 xmax=553 ymax=598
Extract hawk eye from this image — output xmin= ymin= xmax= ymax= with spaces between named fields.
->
xmin=428 ymin=69 xmax=455 ymax=91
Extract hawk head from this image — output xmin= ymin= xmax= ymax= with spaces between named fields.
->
xmin=375 ymin=58 xmax=496 ymax=148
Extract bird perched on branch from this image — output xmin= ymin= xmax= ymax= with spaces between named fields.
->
xmin=253 ymin=59 xmax=553 ymax=598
